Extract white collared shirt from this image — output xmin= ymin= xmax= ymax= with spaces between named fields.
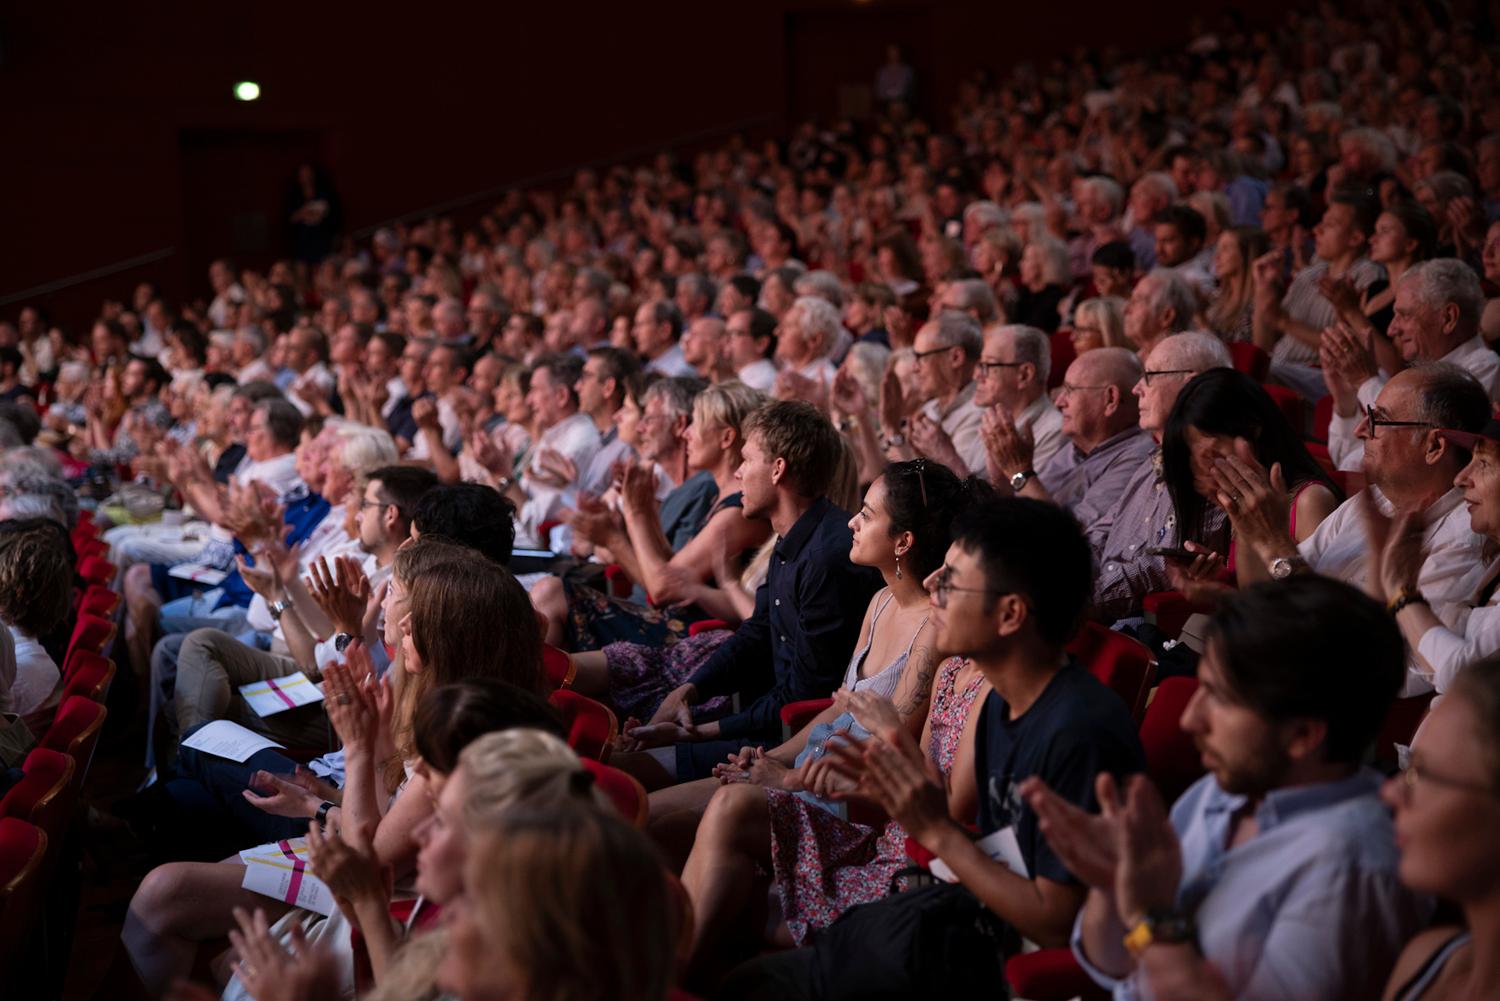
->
xmin=1300 ymin=486 xmax=1487 ymax=694
xmin=737 ymin=358 xmax=778 ymax=393
xmin=920 ymin=381 xmax=986 ymax=475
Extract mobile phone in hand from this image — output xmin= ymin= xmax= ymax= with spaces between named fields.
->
xmin=1146 ymin=546 xmax=1198 ymax=562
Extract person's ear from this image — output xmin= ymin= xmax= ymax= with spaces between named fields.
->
xmin=718 ymin=424 xmax=736 ymax=451
xmin=1101 ymin=385 xmax=1121 ymax=416
xmin=993 ymin=593 xmax=1029 ymax=639
xmin=382 ymin=504 xmax=400 ymax=537
xmin=1440 ymin=302 xmax=1460 ymax=337
xmin=1281 ymin=717 xmax=1329 ymax=764
xmin=769 ymin=455 xmax=787 ymax=486
xmin=1425 ymin=429 xmax=1449 ymax=466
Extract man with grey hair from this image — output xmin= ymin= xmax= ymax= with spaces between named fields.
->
xmin=233 ymin=327 xmax=273 ymax=384
xmin=1091 ymin=332 xmax=1232 ymax=623
xmin=970 ymin=324 xmax=1065 ymax=479
xmin=1070 ymin=175 xmax=1127 ymax=279
xmin=983 ymin=346 xmax=1153 ymax=551
xmin=1126 ymin=172 xmax=1178 ymax=270
xmin=877 ymin=310 xmax=987 ymax=472
xmin=675 ymin=273 xmax=717 ymax=324
xmin=773 ymin=296 xmax=842 ymax=395
xmin=1122 ymin=268 xmax=1196 ymax=361
xmin=938 ymin=279 xmax=1001 ymax=326
xmin=792 ymin=270 xmax=847 ymax=310
xmin=1323 ymin=258 xmax=1500 ymax=470
xmin=961 ymin=200 xmax=1006 ymax=250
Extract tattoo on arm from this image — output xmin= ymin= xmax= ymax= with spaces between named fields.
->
xmin=897 ymin=643 xmax=937 ymax=720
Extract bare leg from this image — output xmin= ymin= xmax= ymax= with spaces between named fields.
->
xmin=528 ymin=575 xmax=569 ymax=648
xmin=647 ymin=776 xmax=723 ymax=871
xmin=609 ymin=749 xmax=678 ymax=791
xmin=570 ymin=650 xmax=609 ymax=696
xmin=122 ymin=858 xmax=291 ymax=995
xmin=680 ymin=783 xmax=774 ymax=985
xmin=123 ymin=564 xmax=161 ymax=681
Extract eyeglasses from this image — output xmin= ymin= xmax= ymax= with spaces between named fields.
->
xmin=1140 ymin=368 xmax=1196 ymax=386
xmin=1362 ymin=404 xmax=1435 ymax=439
xmin=976 ymin=359 xmax=1024 ymax=375
xmin=1057 ymin=383 xmax=1112 ymax=396
xmin=929 ymin=565 xmax=1007 ymax=609
xmin=1395 ymin=761 xmax=1499 ymax=800
xmin=912 ymin=345 xmax=953 ymax=361
xmin=360 ymin=498 xmax=391 ymax=511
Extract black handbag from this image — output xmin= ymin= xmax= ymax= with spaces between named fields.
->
xmin=806 ymin=881 xmax=1010 ymax=999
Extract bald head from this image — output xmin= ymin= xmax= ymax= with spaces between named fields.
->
xmin=1133 ymin=332 xmax=1232 ymax=438
xmin=1059 ymin=347 xmax=1143 ymax=447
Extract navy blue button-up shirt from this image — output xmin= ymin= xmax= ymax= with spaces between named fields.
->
xmin=688 ymin=496 xmax=881 ymax=741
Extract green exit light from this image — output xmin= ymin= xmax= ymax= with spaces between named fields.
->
xmin=234 ymin=81 xmax=261 ymax=102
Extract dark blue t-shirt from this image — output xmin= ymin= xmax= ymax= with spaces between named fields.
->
xmin=975 ymin=660 xmax=1145 ymax=886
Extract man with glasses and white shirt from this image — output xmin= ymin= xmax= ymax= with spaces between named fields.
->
xmin=877 ymin=311 xmax=990 ymax=474
xmin=1214 ymin=365 xmax=1491 ymax=697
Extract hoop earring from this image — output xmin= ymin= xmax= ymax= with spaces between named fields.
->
xmin=895 ymin=553 xmax=903 ymax=579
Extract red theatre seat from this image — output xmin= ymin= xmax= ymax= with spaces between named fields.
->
xmin=78 ymin=585 xmax=121 ymax=620
xmin=687 ymin=619 xmax=731 ymax=637
xmin=62 ymin=656 xmax=115 ymax=704
xmin=1260 ymin=383 xmax=1304 ymax=436
xmin=0 ymin=749 xmax=76 ymax=845
xmin=542 ymin=645 xmax=576 ymax=690
xmin=68 ymin=613 xmax=116 ymax=660
xmin=1048 ymin=330 xmax=1077 ymax=390
xmin=0 ymin=819 xmax=49 ymax=974
xmin=40 ymin=696 xmax=108 ymax=792
xmin=1142 ymin=590 xmax=1214 ymax=641
xmin=1066 ymin=622 xmax=1155 ymax=723
xmin=581 ymin=758 xmax=650 ymax=828
xmin=1139 ymin=677 xmax=1205 ymax=805
xmin=1227 ymin=342 xmax=1271 ymax=381
xmin=76 ymin=555 xmax=116 ymax=587
xmin=549 ymin=689 xmax=618 ymax=761
xmin=780 ymin=698 xmax=834 ymax=741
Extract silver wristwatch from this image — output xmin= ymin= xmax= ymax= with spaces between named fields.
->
xmin=268 ymin=598 xmax=292 ymax=621
xmin=1009 ymin=468 xmax=1037 ymax=491
xmin=1268 ymin=555 xmax=1307 ymax=580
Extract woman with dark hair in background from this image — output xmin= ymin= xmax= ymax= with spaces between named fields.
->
xmin=1161 ymin=368 xmax=1341 ymax=591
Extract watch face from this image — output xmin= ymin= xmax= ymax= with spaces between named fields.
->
xmin=1011 ymin=472 xmax=1027 ymax=489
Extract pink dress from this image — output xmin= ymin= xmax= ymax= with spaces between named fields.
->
xmin=764 ymin=656 xmax=986 ymax=944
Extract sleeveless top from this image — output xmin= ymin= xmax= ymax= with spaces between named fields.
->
xmin=792 ymin=590 xmax=929 ymax=814
xmin=1394 ymin=930 xmax=1472 ymax=1001
xmin=1226 ymin=479 xmax=1320 ymax=574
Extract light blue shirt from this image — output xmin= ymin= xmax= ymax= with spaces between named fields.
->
xmin=1074 ymin=768 xmax=1430 ymax=1001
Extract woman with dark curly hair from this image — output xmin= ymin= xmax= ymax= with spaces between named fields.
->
xmin=0 ymin=517 xmax=75 ymax=724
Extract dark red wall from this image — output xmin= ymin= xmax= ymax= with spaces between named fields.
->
xmin=0 ymin=0 xmax=1282 ymax=329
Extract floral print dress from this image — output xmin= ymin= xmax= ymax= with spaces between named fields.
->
xmin=764 ymin=655 xmax=986 ymax=944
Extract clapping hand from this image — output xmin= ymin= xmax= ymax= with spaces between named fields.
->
xmin=1209 ymin=439 xmax=1291 ymax=557
xmin=305 ymin=555 xmax=370 ymax=637
xmin=982 ymin=406 xmax=1035 ymax=484
xmin=534 ymin=446 xmax=578 ymax=487
xmin=1022 ymin=773 xmax=1124 ymax=892
xmin=827 ymin=727 xmax=949 ymax=841
xmin=830 ymin=367 xmax=871 ymax=418
xmin=305 ymin=818 xmax=391 ymax=922
xmin=878 ymin=365 xmax=909 ymax=436
xmin=226 ymin=907 xmax=339 ymax=1001
xmin=468 ymin=427 xmax=512 ymax=476
xmin=1319 ymin=321 xmax=1378 ymax=390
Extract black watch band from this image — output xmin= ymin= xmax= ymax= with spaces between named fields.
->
xmin=315 ymin=800 xmax=335 ymax=828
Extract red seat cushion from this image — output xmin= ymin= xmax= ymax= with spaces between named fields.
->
xmin=0 ymin=818 xmax=49 ymax=974
xmin=68 ymin=613 xmax=115 ymax=659
xmin=40 ymin=696 xmax=108 ymax=781
xmin=1006 ymin=948 xmax=1110 ymax=1000
xmin=78 ymin=585 xmax=120 ymax=620
xmin=549 ymin=689 xmax=617 ymax=761
xmin=62 ymin=657 xmax=115 ymax=703
xmin=581 ymin=758 xmax=649 ymax=827
xmin=1139 ymin=677 xmax=1205 ymax=805
xmin=76 ymin=555 xmax=116 ymax=587
xmin=542 ymin=645 xmax=576 ymax=690
xmin=1066 ymin=622 xmax=1155 ymax=722
xmin=1227 ymin=342 xmax=1270 ymax=381
xmin=0 ymin=748 xmax=75 ymax=837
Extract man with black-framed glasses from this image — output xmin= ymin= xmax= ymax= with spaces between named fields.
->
xmin=967 ymin=324 xmax=1064 ymax=477
xmin=1225 ymin=365 xmax=1491 ymax=696
xmin=876 ymin=311 xmax=987 ymax=474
